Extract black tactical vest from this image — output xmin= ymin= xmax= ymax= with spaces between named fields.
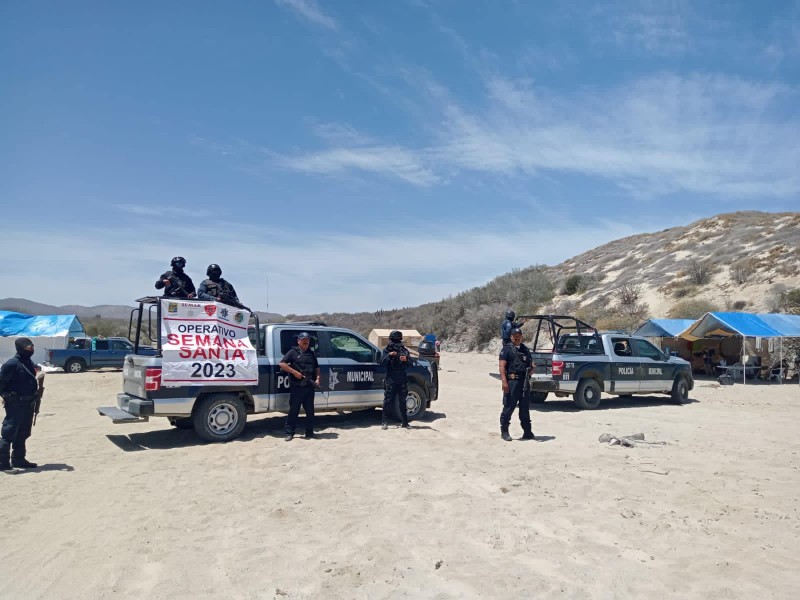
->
xmin=291 ymin=347 xmax=317 ymax=384
xmin=505 ymin=345 xmax=530 ymax=375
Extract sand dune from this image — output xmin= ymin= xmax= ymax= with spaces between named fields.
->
xmin=1 ymin=353 xmax=799 ymax=599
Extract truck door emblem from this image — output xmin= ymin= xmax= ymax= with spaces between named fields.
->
xmin=204 ymin=305 xmax=217 ymax=316
xmin=329 ymin=370 xmax=339 ymax=390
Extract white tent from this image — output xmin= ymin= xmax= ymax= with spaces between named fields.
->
xmin=0 ymin=310 xmax=86 ymax=364
xmin=368 ymin=328 xmax=423 ymax=349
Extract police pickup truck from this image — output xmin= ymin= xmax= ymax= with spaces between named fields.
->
xmin=98 ymin=298 xmax=438 ymax=442
xmin=524 ymin=315 xmax=693 ymax=409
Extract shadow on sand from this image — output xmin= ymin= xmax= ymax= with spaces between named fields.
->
xmin=107 ymin=408 xmax=448 ymax=452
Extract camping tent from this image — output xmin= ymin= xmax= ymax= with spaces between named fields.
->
xmin=368 ymin=329 xmax=423 ymax=350
xmin=0 ymin=310 xmax=86 ymax=364
xmin=678 ymin=312 xmax=800 ymax=384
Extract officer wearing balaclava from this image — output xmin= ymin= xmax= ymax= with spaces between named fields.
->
xmin=154 ymin=256 xmax=196 ymax=298
xmin=197 ymin=264 xmax=241 ymax=307
xmin=0 ymin=337 xmax=41 ymax=470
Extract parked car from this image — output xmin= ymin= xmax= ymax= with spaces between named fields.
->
xmin=47 ymin=337 xmax=156 ymax=373
xmin=524 ymin=315 xmax=694 ymax=409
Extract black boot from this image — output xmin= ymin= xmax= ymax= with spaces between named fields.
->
xmin=501 ymin=429 xmax=512 ymax=442
xmin=11 ymin=458 xmax=37 ymax=469
xmin=381 ymin=415 xmax=388 ymax=430
xmin=520 ymin=430 xmax=536 ymax=440
xmin=284 ymin=433 xmax=294 ymax=442
xmin=0 ymin=460 xmax=11 ymax=471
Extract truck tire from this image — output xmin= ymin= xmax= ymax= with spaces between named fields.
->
xmin=530 ymin=391 xmax=548 ymax=404
xmin=192 ymin=394 xmax=247 ymax=442
xmin=574 ymin=379 xmax=602 ymax=410
xmin=64 ymin=358 xmax=86 ymax=374
xmin=671 ymin=376 xmax=689 ymax=405
xmin=170 ymin=417 xmax=194 ymax=430
xmin=394 ymin=382 xmax=428 ymax=421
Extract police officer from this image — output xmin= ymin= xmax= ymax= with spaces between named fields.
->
xmin=501 ymin=310 xmax=527 ymax=345
xmin=0 ymin=338 xmax=40 ymax=470
xmin=278 ymin=332 xmax=320 ymax=441
xmin=154 ymin=256 xmax=196 ymax=298
xmin=197 ymin=264 xmax=241 ymax=306
xmin=499 ymin=328 xmax=535 ymax=442
xmin=381 ymin=330 xmax=410 ymax=430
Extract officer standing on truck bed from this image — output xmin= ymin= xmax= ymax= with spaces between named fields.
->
xmin=498 ymin=328 xmax=535 ymax=442
xmin=154 ymin=256 xmax=196 ymax=298
xmin=197 ymin=264 xmax=241 ymax=307
xmin=0 ymin=338 xmax=40 ymax=470
xmin=279 ymin=332 xmax=320 ymax=441
xmin=501 ymin=310 xmax=527 ymax=345
xmin=381 ymin=330 xmax=411 ymax=430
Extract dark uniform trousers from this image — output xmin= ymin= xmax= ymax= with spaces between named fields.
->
xmin=285 ymin=385 xmax=315 ymax=435
xmin=500 ymin=377 xmax=531 ymax=432
xmin=383 ymin=381 xmax=408 ymax=425
xmin=0 ymin=395 xmax=36 ymax=462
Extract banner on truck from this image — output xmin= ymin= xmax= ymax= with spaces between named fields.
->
xmin=160 ymin=299 xmax=258 ymax=387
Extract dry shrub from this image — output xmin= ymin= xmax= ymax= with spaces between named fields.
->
xmin=667 ymin=299 xmax=720 ymax=319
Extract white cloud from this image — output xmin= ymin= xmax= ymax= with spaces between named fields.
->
xmin=276 ymin=145 xmax=440 ymax=187
xmin=274 ymin=71 xmax=799 ymax=199
xmin=4 ymin=219 xmax=639 ymax=314
xmin=274 ymin=0 xmax=338 ymax=30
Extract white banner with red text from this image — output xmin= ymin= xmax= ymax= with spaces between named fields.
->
xmin=160 ymin=299 xmax=258 ymax=387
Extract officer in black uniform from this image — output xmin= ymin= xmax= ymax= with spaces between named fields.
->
xmin=381 ymin=330 xmax=410 ymax=430
xmin=197 ymin=264 xmax=241 ymax=306
xmin=278 ymin=332 xmax=320 ymax=441
xmin=154 ymin=256 xmax=196 ymax=298
xmin=498 ymin=328 xmax=535 ymax=442
xmin=0 ymin=338 xmax=40 ymax=470
xmin=501 ymin=310 xmax=527 ymax=345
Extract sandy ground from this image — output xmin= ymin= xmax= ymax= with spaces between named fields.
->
xmin=1 ymin=352 xmax=799 ymax=599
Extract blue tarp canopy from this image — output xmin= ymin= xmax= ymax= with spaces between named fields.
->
xmin=633 ymin=319 xmax=697 ymax=338
xmin=0 ymin=310 xmax=85 ymax=337
xmin=678 ymin=312 xmax=800 ymax=341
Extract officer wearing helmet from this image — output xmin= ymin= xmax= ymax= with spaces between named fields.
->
xmin=380 ymin=330 xmax=411 ymax=430
xmin=197 ymin=264 xmax=240 ymax=306
xmin=500 ymin=309 xmax=527 ymax=345
xmin=154 ymin=257 xmax=196 ymax=298
xmin=498 ymin=327 xmax=535 ymax=442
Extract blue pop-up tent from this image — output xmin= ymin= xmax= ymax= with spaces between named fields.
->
xmin=678 ymin=312 xmax=800 ymax=384
xmin=0 ymin=310 xmax=86 ymax=363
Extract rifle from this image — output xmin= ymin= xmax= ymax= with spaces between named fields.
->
xmin=218 ymin=291 xmax=251 ymax=313
xmin=385 ymin=342 xmax=411 ymax=367
xmin=166 ymin=274 xmax=192 ymax=298
xmin=33 ymin=371 xmax=45 ymax=426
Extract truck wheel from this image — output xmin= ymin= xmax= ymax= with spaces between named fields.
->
xmin=64 ymin=359 xmax=86 ymax=374
xmin=671 ymin=376 xmax=689 ymax=405
xmin=574 ymin=379 xmax=602 ymax=410
xmin=170 ymin=418 xmax=194 ymax=430
xmin=192 ymin=394 xmax=247 ymax=442
xmin=530 ymin=391 xmax=548 ymax=404
xmin=395 ymin=383 xmax=428 ymax=421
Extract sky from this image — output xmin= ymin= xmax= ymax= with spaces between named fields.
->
xmin=1 ymin=1 xmax=798 ymax=315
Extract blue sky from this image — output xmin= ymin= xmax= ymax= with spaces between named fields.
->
xmin=1 ymin=0 xmax=798 ymax=314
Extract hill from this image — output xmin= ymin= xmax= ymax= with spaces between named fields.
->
xmin=285 ymin=211 xmax=800 ymax=348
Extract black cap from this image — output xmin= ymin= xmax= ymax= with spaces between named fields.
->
xmin=297 ymin=332 xmax=311 ymax=340
xmin=509 ymin=328 xmax=523 ymax=336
